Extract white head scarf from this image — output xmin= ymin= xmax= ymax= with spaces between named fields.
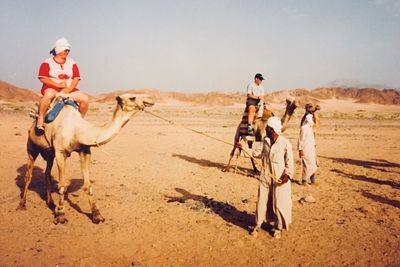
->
xmin=50 ymin=37 xmax=71 ymax=55
xmin=267 ymin=116 xmax=282 ymax=134
xmin=304 ymin=113 xmax=314 ymax=126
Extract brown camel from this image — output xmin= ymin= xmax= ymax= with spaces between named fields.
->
xmin=224 ymin=99 xmax=297 ymax=173
xmin=301 ymin=103 xmax=321 ymax=130
xmin=17 ymin=93 xmax=155 ymax=224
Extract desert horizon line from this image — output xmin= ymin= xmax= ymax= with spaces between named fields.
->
xmin=1 ymin=79 xmax=399 ymax=96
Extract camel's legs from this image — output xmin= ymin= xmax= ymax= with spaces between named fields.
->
xmin=235 ymin=139 xmax=251 ymax=174
xmin=43 ymin=151 xmax=55 ymax=208
xmin=17 ymin=148 xmax=39 ymax=210
xmin=54 ymin=150 xmax=68 ymax=224
xmin=246 ymin=140 xmax=259 ymax=173
xmin=236 ymin=140 xmax=259 ymax=174
xmin=223 ymin=146 xmax=237 ymax=172
xmin=234 ymin=147 xmax=241 ymax=174
xmin=79 ymin=147 xmax=104 ymax=224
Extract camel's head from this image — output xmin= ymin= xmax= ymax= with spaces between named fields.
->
xmin=261 ymin=107 xmax=274 ymax=121
xmin=285 ymin=99 xmax=297 ymax=116
xmin=305 ymin=103 xmax=320 ymax=114
xmin=116 ymin=93 xmax=155 ymax=112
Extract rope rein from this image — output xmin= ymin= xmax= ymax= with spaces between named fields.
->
xmin=143 ymin=109 xmax=287 ymax=184
xmin=94 ymin=109 xmax=141 ymax=156
xmin=143 ymin=109 xmax=235 ymax=147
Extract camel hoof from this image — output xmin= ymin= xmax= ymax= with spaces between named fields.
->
xmin=54 ymin=215 xmax=68 ymax=225
xmin=92 ymin=209 xmax=105 ymax=224
xmin=92 ymin=217 xmax=106 ymax=224
xmin=16 ymin=202 xmax=26 ymax=211
xmin=92 ymin=215 xmax=105 ymax=224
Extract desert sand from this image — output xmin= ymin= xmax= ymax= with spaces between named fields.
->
xmin=0 ymin=98 xmax=399 ymax=266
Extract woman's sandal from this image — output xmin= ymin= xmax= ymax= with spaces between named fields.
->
xmin=36 ymin=119 xmax=45 ymax=134
xmin=36 ymin=124 xmax=45 ymax=131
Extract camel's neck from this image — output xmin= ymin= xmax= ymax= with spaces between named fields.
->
xmin=78 ymin=106 xmax=138 ymax=146
xmin=281 ymin=108 xmax=295 ymax=133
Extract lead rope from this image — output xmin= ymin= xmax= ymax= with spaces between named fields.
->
xmin=143 ymin=109 xmax=235 ymax=146
xmin=142 ymin=109 xmax=265 ymax=171
xmin=94 ymin=109 xmax=141 ymax=156
xmin=141 ymin=109 xmax=288 ymax=185
xmin=97 ymin=108 xmax=281 ymax=183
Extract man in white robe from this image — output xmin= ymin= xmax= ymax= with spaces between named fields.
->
xmin=298 ymin=112 xmax=318 ymax=184
xmin=251 ymin=116 xmax=294 ymax=239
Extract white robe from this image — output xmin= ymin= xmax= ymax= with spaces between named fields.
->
xmin=298 ymin=123 xmax=317 ymax=181
xmin=255 ymin=135 xmax=294 ymax=230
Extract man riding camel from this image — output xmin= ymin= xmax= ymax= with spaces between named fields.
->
xmin=246 ymin=73 xmax=265 ymax=134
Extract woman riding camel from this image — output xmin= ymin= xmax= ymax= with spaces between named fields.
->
xmin=36 ymin=37 xmax=89 ymax=132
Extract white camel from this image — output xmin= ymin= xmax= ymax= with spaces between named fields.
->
xmin=17 ymin=93 xmax=154 ymax=224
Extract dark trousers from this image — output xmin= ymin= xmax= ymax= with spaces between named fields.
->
xmin=246 ymin=98 xmax=260 ymax=107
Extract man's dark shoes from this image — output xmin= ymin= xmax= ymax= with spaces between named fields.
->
xmin=247 ymin=125 xmax=254 ymax=135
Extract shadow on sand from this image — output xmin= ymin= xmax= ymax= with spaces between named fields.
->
xmin=361 ymin=190 xmax=400 ymax=209
xmin=171 ymin=153 xmax=257 ymax=177
xmin=321 ymin=156 xmax=400 ymax=173
xmin=165 ymin=188 xmax=254 ymax=232
xmin=64 ymin=179 xmax=92 ymax=220
xmin=15 ymin=164 xmax=90 ymax=218
xmin=331 ymin=168 xmax=400 ymax=189
xmin=15 ymin=165 xmax=48 ymax=203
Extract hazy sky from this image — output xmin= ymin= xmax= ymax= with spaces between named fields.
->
xmin=0 ymin=0 xmax=399 ymax=94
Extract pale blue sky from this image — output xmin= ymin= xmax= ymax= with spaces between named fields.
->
xmin=0 ymin=0 xmax=399 ymax=94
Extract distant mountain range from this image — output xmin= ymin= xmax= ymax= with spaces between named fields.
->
xmin=1 ymin=80 xmax=399 ymax=106
xmin=326 ymin=79 xmax=393 ymax=90
xmin=269 ymin=87 xmax=400 ymax=105
xmin=0 ymin=80 xmax=41 ymax=102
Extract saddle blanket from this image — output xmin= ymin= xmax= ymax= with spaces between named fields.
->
xmin=238 ymin=105 xmax=262 ymax=136
xmin=44 ymin=98 xmax=78 ymax=123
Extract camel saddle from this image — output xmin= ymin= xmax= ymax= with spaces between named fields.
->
xmin=44 ymin=97 xmax=78 ymax=123
xmin=238 ymin=104 xmax=262 ymax=137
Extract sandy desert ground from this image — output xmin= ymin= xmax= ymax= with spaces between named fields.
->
xmin=0 ymin=99 xmax=399 ymax=266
